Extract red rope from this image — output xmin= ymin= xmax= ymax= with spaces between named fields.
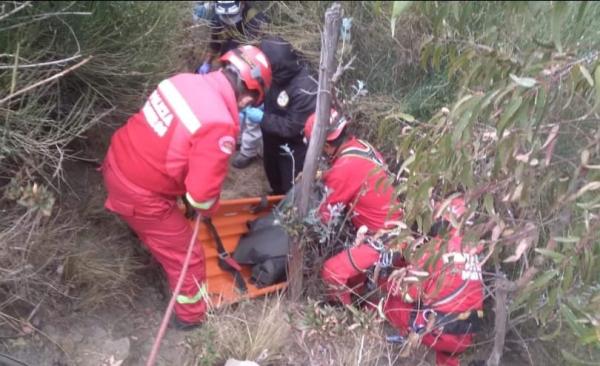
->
xmin=146 ymin=215 xmax=202 ymax=366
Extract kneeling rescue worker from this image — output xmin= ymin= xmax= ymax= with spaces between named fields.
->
xmin=384 ymin=195 xmax=484 ymax=366
xmin=304 ymin=109 xmax=404 ymax=306
xmin=101 ymin=45 xmax=272 ymax=330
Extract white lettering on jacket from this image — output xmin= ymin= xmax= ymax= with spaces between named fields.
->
xmin=158 ymin=79 xmax=201 ymax=134
xmin=143 ymin=90 xmax=173 ymax=137
xmin=443 ymin=252 xmax=482 ymax=281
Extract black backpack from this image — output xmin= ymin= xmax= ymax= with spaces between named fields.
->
xmin=233 ymin=212 xmax=290 ymax=288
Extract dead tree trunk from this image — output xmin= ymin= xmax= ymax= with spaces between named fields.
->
xmin=289 ymin=2 xmax=342 ymax=301
xmin=487 ymin=277 xmax=512 ymax=366
xmin=486 ymin=205 xmax=574 ymax=365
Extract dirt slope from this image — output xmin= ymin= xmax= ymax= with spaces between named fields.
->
xmin=0 ymin=121 xmax=270 ymax=365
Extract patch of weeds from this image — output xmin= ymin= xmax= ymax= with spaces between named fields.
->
xmin=185 ymin=326 xmax=220 ymax=366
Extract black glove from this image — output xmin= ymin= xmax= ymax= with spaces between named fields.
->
xmin=182 ymin=195 xmax=198 ymax=219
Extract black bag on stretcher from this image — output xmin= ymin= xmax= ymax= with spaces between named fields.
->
xmin=233 ymin=212 xmax=290 ymax=288
xmin=233 ymin=183 xmax=321 ymax=288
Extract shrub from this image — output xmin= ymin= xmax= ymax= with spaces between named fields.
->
xmin=0 ymin=1 xmax=190 ymax=327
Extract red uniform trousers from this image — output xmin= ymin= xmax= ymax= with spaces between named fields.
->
xmin=321 ymin=243 xmax=380 ymax=305
xmin=384 ymin=297 xmax=473 ymax=366
xmin=102 ymin=152 xmax=207 ymax=324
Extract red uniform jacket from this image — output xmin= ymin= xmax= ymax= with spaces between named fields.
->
xmin=108 ymin=71 xmax=239 ymax=213
xmin=320 ymin=137 xmax=403 ymax=232
xmin=403 ymin=229 xmax=484 ymax=314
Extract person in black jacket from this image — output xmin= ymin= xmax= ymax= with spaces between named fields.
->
xmin=241 ymin=36 xmax=318 ymax=194
xmin=194 ymin=1 xmax=269 ymax=169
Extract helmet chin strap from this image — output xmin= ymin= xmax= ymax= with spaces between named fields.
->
xmin=224 ymin=65 xmax=243 ymax=99
xmin=326 ymin=143 xmax=342 ymax=162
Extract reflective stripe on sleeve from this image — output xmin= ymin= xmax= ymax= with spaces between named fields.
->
xmin=186 ymin=192 xmax=217 ymax=210
xmin=158 ymin=79 xmax=201 ymax=134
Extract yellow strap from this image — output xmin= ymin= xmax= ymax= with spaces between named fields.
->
xmin=185 ymin=192 xmax=216 ymax=210
xmin=176 ymin=283 xmax=208 ymax=305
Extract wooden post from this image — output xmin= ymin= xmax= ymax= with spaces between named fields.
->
xmin=288 ymin=2 xmax=343 ymax=301
xmin=487 ymin=277 xmax=512 ymax=366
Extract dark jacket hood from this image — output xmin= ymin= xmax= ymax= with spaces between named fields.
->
xmin=259 ymin=36 xmax=303 ymax=85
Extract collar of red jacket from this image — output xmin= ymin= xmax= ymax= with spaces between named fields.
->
xmin=202 ymin=70 xmax=240 ymax=130
xmin=330 ymin=136 xmax=359 ymax=161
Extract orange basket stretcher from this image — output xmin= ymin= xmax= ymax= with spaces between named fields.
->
xmin=191 ymin=195 xmax=287 ymax=308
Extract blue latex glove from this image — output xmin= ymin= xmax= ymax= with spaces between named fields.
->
xmin=244 ymin=107 xmax=264 ymax=124
xmin=238 ymin=111 xmax=247 ymax=122
xmin=196 ymin=61 xmax=211 ymax=75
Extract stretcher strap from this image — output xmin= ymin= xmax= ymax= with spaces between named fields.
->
xmin=204 ymin=218 xmax=248 ymax=294
xmin=250 ymin=195 xmax=269 ymax=214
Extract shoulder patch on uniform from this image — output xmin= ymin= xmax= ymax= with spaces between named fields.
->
xmin=218 ymin=136 xmax=236 ymax=155
xmin=277 ymin=90 xmax=289 ymax=108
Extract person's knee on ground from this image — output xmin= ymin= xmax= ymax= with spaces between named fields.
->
xmin=321 ymin=254 xmax=358 ymax=305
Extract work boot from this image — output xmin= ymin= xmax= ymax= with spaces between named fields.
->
xmin=169 ymin=315 xmax=202 ymax=332
xmin=231 ymin=153 xmax=256 ymax=169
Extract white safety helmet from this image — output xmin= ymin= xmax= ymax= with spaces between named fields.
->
xmin=215 ymin=1 xmax=244 ymax=26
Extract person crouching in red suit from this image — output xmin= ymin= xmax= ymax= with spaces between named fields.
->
xmin=384 ymin=195 xmax=484 ymax=366
xmin=101 ymin=45 xmax=272 ymax=330
xmin=304 ymin=109 xmax=404 ymax=306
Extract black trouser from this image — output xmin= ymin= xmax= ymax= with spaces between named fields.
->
xmin=262 ymin=137 xmax=306 ymax=195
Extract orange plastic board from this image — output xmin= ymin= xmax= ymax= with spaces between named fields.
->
xmin=190 ymin=196 xmax=287 ymax=308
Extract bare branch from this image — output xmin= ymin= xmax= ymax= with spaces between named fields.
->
xmin=0 ymin=1 xmax=32 ymax=22
xmin=0 ymin=56 xmax=92 ymax=105
xmin=0 ymin=54 xmax=82 ymax=70
xmin=331 ymin=55 xmax=356 ymax=84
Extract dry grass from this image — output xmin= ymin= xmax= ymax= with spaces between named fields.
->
xmin=61 ymin=231 xmax=146 ymax=311
xmin=261 ymin=1 xmax=429 ymax=173
xmin=0 ymin=1 xmax=190 ymax=336
xmin=265 ymin=1 xmax=427 ymax=90
xmin=185 ymin=294 xmax=293 ymax=366
xmin=0 ymin=198 xmax=146 ymax=325
xmin=183 ymin=292 xmax=438 ymax=366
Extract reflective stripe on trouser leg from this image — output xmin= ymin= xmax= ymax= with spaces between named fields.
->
xmin=177 ymin=282 xmax=208 ymax=304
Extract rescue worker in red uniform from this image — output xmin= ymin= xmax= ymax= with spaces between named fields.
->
xmin=303 ymin=109 xmax=404 ymax=305
xmin=384 ymin=196 xmax=484 ymax=366
xmin=101 ymin=45 xmax=272 ymax=329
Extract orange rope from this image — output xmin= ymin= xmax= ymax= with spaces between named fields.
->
xmin=146 ymin=215 xmax=202 ymax=366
